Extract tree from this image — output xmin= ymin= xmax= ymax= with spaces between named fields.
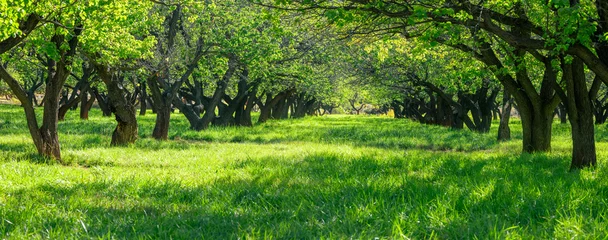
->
xmin=0 ymin=1 xmax=154 ymax=158
xmin=258 ymin=0 xmax=607 ymax=169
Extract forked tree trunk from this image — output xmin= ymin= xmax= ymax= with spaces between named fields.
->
xmin=258 ymin=90 xmax=292 ymax=124
xmin=518 ymin=101 xmax=553 ymax=152
xmin=33 ymin=30 xmax=81 ymax=160
xmin=93 ymin=63 xmax=139 ymax=145
xmin=92 ymin=88 xmax=113 ymax=117
xmin=0 ymin=15 xmax=75 ymax=160
xmin=238 ymin=97 xmax=255 ymax=127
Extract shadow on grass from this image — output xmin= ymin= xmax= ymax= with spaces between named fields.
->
xmin=175 ymin=117 xmax=499 ymax=152
xmin=2 ymin=109 xmax=500 ymax=153
xmin=3 ymin=152 xmax=601 ymax=238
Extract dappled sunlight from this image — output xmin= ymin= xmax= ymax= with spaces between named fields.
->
xmin=2 ymin=105 xmax=608 ymax=238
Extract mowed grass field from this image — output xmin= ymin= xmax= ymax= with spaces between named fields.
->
xmin=2 ymin=104 xmax=608 ymax=239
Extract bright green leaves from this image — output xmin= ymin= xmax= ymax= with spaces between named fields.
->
xmin=79 ymin=0 xmax=157 ymax=64
xmin=0 ymin=0 xmax=33 ymax=40
xmin=547 ymin=1 xmax=597 ymax=52
xmin=324 ymin=8 xmax=355 ymax=27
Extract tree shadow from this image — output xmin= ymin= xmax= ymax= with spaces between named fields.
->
xmin=2 ymin=150 xmax=600 ymax=238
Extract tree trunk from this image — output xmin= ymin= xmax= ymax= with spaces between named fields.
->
xmin=140 ymin=81 xmax=148 ymax=116
xmin=80 ymin=92 xmax=95 ymax=120
xmin=111 ymin=110 xmax=138 ymax=145
xmin=518 ymin=102 xmax=553 ymax=152
xmin=272 ymin=98 xmax=287 ymax=119
xmin=558 ymin=103 xmax=568 ymax=124
xmin=0 ymin=65 xmax=49 ymax=159
xmin=257 ymin=89 xmax=292 ymax=124
xmin=58 ymin=94 xmax=81 ymax=121
xmin=93 ymin=64 xmax=139 ymax=145
xmin=564 ymin=57 xmax=596 ymax=169
xmin=497 ymin=88 xmax=512 ymax=141
xmin=92 ymin=88 xmax=112 ymax=117
xmin=239 ymin=96 xmax=255 ymax=127
xmin=35 ymin=30 xmax=81 ymax=160
xmin=37 ymin=70 xmax=67 ymax=159
xmin=153 ymin=106 xmax=171 ymax=140
xmin=0 ymin=26 xmax=81 ymax=161
xmin=258 ymin=105 xmax=272 ymax=123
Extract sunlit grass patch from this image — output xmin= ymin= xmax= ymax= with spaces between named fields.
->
xmin=1 ymin=104 xmax=608 ymax=238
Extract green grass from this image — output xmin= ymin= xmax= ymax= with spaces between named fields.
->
xmin=1 ymin=104 xmax=608 ymax=239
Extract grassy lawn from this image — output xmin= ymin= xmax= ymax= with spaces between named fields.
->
xmin=1 ymin=104 xmax=608 ymax=238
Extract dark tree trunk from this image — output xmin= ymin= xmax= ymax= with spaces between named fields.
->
xmin=392 ymin=101 xmax=404 ymax=118
xmin=452 ymin=98 xmax=465 ymax=129
xmin=258 ymin=104 xmax=272 ymax=123
xmin=450 ymin=40 xmax=559 ymax=153
xmin=455 ymin=83 xmax=498 ymax=133
xmin=112 ymin=114 xmax=138 ymax=145
xmin=0 ymin=65 xmax=47 ymax=157
xmin=29 ymin=31 xmax=81 ymax=160
xmin=518 ymin=106 xmax=553 ymax=152
xmin=0 ymin=15 xmax=78 ymax=160
xmin=257 ymin=89 xmax=293 ymax=124
xmin=153 ymin=106 xmax=171 ymax=140
xmin=147 ymin=76 xmax=174 ymax=140
xmin=557 ymin=103 xmax=568 ymax=124
xmin=80 ymin=91 xmax=95 ymax=120
xmin=140 ymin=81 xmax=148 ymax=116
xmin=563 ymin=57 xmax=596 ymax=169
xmin=239 ymin=99 xmax=255 ymax=127
xmin=73 ymin=64 xmax=95 ymax=120
xmin=58 ymin=94 xmax=81 ymax=121
xmin=215 ymin=71 xmax=250 ymax=127
xmin=292 ymin=93 xmax=317 ymax=119
xmin=92 ymin=88 xmax=113 ymax=117
xmin=93 ymin=64 xmax=139 ymax=145
xmin=38 ymin=60 xmax=67 ymax=159
xmin=498 ymin=88 xmax=512 ymax=141
xmin=512 ymin=55 xmax=556 ymax=153
xmin=272 ymin=97 xmax=288 ymax=119
xmin=145 ymin=6 xmax=206 ymax=138
xmin=39 ymin=97 xmax=62 ymax=159
xmin=172 ymin=56 xmax=237 ymax=131
xmin=199 ymin=60 xmax=237 ymax=130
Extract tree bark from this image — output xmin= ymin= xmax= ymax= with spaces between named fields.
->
xmin=258 ymin=89 xmax=293 ymax=124
xmin=238 ymin=94 xmax=256 ymax=127
xmin=30 ymin=31 xmax=81 ymax=160
xmin=497 ymin=88 xmax=512 ymax=141
xmin=557 ymin=103 xmax=568 ymax=124
xmin=152 ymin=106 xmax=171 ymax=140
xmin=139 ymin=81 xmax=148 ymax=116
xmin=93 ymin=64 xmax=139 ymax=145
xmin=92 ymin=88 xmax=113 ymax=117
xmin=80 ymin=91 xmax=95 ymax=120
xmin=563 ymin=57 xmax=596 ymax=169
xmin=58 ymin=94 xmax=81 ymax=121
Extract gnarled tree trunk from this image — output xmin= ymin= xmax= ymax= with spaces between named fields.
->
xmin=93 ymin=63 xmax=139 ymax=145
